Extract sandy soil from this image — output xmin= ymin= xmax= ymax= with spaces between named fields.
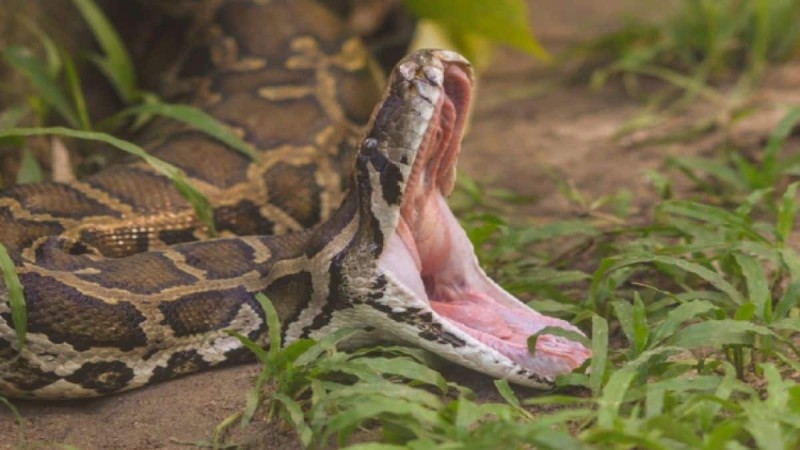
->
xmin=3 ymin=1 xmax=800 ymax=449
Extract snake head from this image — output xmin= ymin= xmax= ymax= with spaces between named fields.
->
xmin=339 ymin=50 xmax=591 ymax=388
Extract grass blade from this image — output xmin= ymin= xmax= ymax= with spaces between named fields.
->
xmin=116 ymin=103 xmax=258 ymax=160
xmin=0 ymin=127 xmax=215 ymax=235
xmin=762 ymin=106 xmax=800 ymax=181
xmin=668 ymin=320 xmax=773 ymax=348
xmin=592 ymin=254 xmax=746 ymax=305
xmin=0 ymin=106 xmax=29 ymax=130
xmin=776 ymin=182 xmax=799 ymax=246
xmin=61 ymin=52 xmax=91 ymax=130
xmin=70 ymin=0 xmax=137 ymax=103
xmin=19 ymin=17 xmax=62 ymax=77
xmin=3 ymin=47 xmax=79 ymax=128
xmin=255 ymin=293 xmax=281 ymax=358
xmin=528 ymin=326 xmax=591 ymax=359
xmin=589 ymin=315 xmax=609 ymax=396
xmin=733 ymin=252 xmax=770 ymax=320
xmin=631 ymin=292 xmax=649 ymax=355
xmin=16 ymin=148 xmax=43 ymax=185
xmin=774 ymin=279 xmax=800 ymax=321
xmin=272 ymin=392 xmax=313 ymax=447
xmin=597 ymin=347 xmax=683 ymax=428
xmin=403 ymin=0 xmax=550 ymax=60
xmin=0 ymin=243 xmax=26 ymax=349
xmin=650 ymin=300 xmax=718 ymax=345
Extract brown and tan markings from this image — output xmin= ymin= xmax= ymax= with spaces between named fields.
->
xmin=0 ymin=0 xmax=591 ymax=399
xmin=0 ymin=0 xmax=384 ymax=398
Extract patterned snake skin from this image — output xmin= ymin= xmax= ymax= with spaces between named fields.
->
xmin=0 ymin=0 xmax=591 ymax=399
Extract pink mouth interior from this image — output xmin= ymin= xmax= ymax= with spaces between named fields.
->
xmin=379 ymin=64 xmax=591 ymax=378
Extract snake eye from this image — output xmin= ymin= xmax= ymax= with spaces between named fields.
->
xmin=67 ymin=241 xmax=91 ymax=255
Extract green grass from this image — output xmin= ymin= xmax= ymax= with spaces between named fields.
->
xmin=573 ymin=0 xmax=800 ymax=136
xmin=214 ymin=106 xmax=800 ymax=448
xmin=584 ymin=0 xmax=800 ymax=91
xmin=2 ymin=1 xmax=800 ymax=449
xmin=667 ymin=106 xmax=800 ymax=201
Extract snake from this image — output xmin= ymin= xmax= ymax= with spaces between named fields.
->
xmin=0 ymin=0 xmax=591 ymax=399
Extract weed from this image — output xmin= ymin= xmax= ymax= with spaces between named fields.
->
xmin=1 ymin=1 xmax=799 ymax=449
xmin=574 ymin=0 xmax=800 ymax=136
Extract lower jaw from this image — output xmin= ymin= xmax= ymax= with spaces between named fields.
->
xmin=379 ymin=192 xmax=591 ymax=378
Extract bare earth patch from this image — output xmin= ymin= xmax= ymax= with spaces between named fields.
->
xmin=3 ymin=1 xmax=800 ymax=448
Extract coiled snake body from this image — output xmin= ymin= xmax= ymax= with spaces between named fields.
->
xmin=0 ymin=0 xmax=590 ymax=399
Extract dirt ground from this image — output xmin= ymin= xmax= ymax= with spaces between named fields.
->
xmin=3 ymin=1 xmax=800 ymax=449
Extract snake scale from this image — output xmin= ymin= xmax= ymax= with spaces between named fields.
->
xmin=0 ymin=0 xmax=590 ymax=399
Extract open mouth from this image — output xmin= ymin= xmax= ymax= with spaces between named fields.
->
xmin=378 ymin=59 xmax=591 ymax=379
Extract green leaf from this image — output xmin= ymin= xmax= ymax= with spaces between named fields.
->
xmin=779 ymin=247 xmax=800 ymax=280
xmin=343 ymin=444 xmax=406 ymax=450
xmin=743 ymin=366 xmax=787 ymax=450
xmin=777 ymin=182 xmax=799 ymax=246
xmin=3 ymin=47 xmax=79 ymax=128
xmin=325 ymin=382 xmax=442 ymax=409
xmin=403 ymin=0 xmax=550 ymax=61
xmin=667 ymin=156 xmax=747 ymax=191
xmin=631 ymin=293 xmax=649 ymax=354
xmin=0 ymin=106 xmax=29 ymax=130
xmin=648 ymin=415 xmax=705 ymax=448
xmin=733 ymin=301 xmax=756 ymax=321
xmin=736 ymin=188 xmax=773 ymax=217
xmin=0 ymin=394 xmax=21 ymax=418
xmin=517 ymin=268 xmax=590 ymax=286
xmin=293 ymin=327 xmax=364 ymax=367
xmin=255 ymin=293 xmax=281 ymax=359
xmin=518 ymin=220 xmax=598 ymax=243
xmin=61 ymin=51 xmax=91 ymax=130
xmin=494 ymin=379 xmax=521 ymax=408
xmin=627 ymin=375 xmax=724 ymax=402
xmin=71 ymin=0 xmax=138 ymax=103
xmin=16 ymin=148 xmax=43 ymax=185
xmin=589 ymin=315 xmax=608 ymax=396
xmin=116 ymin=103 xmax=258 ymax=160
xmin=227 ymin=330 xmax=268 ymax=366
xmin=733 ymin=252 xmax=769 ymax=320
xmin=0 ymin=243 xmax=26 ymax=349
xmin=645 ymin=169 xmax=673 ymax=199
xmin=612 ymin=300 xmax=635 ymax=347
xmin=762 ymin=107 xmax=800 ymax=181
xmin=668 ymin=320 xmax=773 ymax=348
xmin=658 ymin=200 xmax=764 ymax=242
xmin=774 ymin=279 xmax=800 ymax=321
xmin=354 ymin=356 xmax=447 ymax=392
xmin=528 ymin=325 xmax=591 ymax=359
xmin=241 ymin=380 xmax=263 ymax=427
xmin=18 ymin=17 xmax=62 ymax=78
xmin=597 ymin=347 xmax=683 ymax=427
xmin=494 ymin=379 xmax=536 ymax=420
xmin=592 ymin=254 xmax=746 ymax=305
xmin=272 ymin=392 xmax=313 ymax=447
xmin=410 ymin=19 xmax=495 ymax=70
xmin=704 ymin=421 xmax=744 ymax=450
xmin=322 ymin=397 xmax=440 ymax=443
xmin=0 ymin=127 xmax=216 ymax=235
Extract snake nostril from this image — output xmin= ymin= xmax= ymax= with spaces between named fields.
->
xmin=362 ymin=137 xmax=379 ymax=156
